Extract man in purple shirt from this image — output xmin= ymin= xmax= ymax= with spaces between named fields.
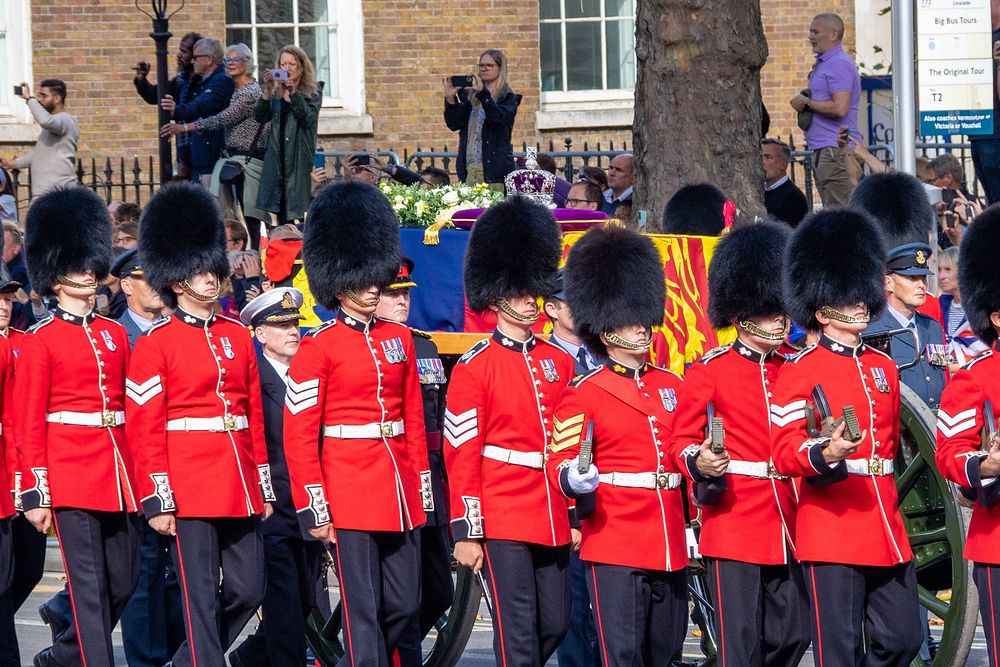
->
xmin=790 ymin=13 xmax=861 ymax=209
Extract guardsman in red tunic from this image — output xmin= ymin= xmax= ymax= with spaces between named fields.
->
xmin=445 ymin=197 xmax=574 ymax=667
xmin=544 ymin=226 xmax=688 ymax=666
xmin=283 ymin=182 xmax=429 ymax=667
xmin=0 ymin=245 xmax=18 ymax=665
xmin=934 ymin=208 xmax=1000 ymax=663
xmin=127 ymin=183 xmax=273 ymax=667
xmin=771 ymin=210 xmax=921 ymax=666
xmin=671 ymin=221 xmax=810 ymax=667
xmin=17 ymin=187 xmax=140 ymax=667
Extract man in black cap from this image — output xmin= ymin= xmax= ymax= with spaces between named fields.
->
xmin=283 ymin=181 xmax=429 ymax=666
xmin=373 ymin=258 xmax=454 ymax=665
xmin=127 ymin=181 xmax=273 ymax=667
xmin=231 ymin=287 xmax=326 ymax=667
xmin=16 ymin=187 xmax=140 ymax=667
xmin=112 ymin=249 xmax=166 ymax=348
xmin=771 ymin=210 xmax=922 ymax=666
xmin=852 ymin=172 xmax=948 ymax=411
xmin=864 ymin=242 xmax=947 ymax=410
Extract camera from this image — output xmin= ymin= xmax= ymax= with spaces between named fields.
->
xmin=269 ymin=69 xmax=289 ymax=81
xmin=314 ymin=148 xmax=326 ymax=170
xmin=132 ymin=62 xmax=151 ymax=75
xmin=352 ymin=153 xmax=371 ymax=166
xmin=450 ymin=75 xmax=474 ymax=88
xmin=12 ymin=85 xmax=22 ymax=97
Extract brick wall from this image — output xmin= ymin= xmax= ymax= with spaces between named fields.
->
xmin=7 ymin=0 xmax=856 ymax=169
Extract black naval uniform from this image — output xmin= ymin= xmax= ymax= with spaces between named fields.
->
xmin=397 ymin=331 xmax=455 ymax=665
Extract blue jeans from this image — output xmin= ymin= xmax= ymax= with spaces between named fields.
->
xmin=971 ymin=138 xmax=1000 ymax=205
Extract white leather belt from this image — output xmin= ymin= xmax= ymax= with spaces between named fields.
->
xmin=47 ymin=411 xmax=125 ymax=428
xmin=482 ymin=445 xmax=544 ymax=470
xmin=323 ymin=420 xmax=405 ymax=439
xmin=846 ymin=457 xmax=894 ymax=477
xmin=728 ymin=460 xmax=788 ymax=480
xmin=166 ymin=415 xmax=248 ymax=432
xmin=599 ymin=471 xmax=682 ymax=490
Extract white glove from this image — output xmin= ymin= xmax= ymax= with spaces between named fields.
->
xmin=566 ymin=458 xmax=600 ymax=494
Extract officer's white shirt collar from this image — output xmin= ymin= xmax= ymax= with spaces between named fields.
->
xmin=604 ymin=185 xmax=633 ymax=203
xmin=550 ymin=332 xmax=593 ymax=369
xmin=765 ymin=175 xmax=789 ymax=192
xmin=127 ymin=308 xmax=156 ymax=333
xmin=263 ymin=353 xmax=290 ymax=381
xmin=886 ymin=302 xmax=915 ymax=329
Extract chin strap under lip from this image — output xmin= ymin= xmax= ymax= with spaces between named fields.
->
xmin=603 ymin=330 xmax=650 ymax=352
xmin=57 ymin=275 xmax=99 ymax=290
xmin=739 ymin=318 xmax=789 ymax=341
xmin=496 ymin=297 xmax=539 ymax=323
xmin=820 ymin=305 xmax=871 ymax=324
xmin=345 ymin=289 xmax=381 ymax=309
xmin=180 ymin=279 xmax=219 ymax=303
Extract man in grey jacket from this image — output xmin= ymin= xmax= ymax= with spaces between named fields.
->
xmin=0 ymin=80 xmax=78 ymax=198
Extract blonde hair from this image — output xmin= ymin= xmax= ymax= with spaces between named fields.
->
xmin=270 ymin=45 xmax=318 ymax=97
xmin=472 ymin=49 xmax=511 ymax=108
xmin=939 ymin=245 xmax=959 ymax=272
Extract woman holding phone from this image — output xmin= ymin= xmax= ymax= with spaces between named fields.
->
xmin=443 ymin=49 xmax=521 ymax=186
xmin=255 ymin=45 xmax=323 ymax=224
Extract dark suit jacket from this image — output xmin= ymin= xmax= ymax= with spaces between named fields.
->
xmin=258 ymin=355 xmax=303 ymax=539
xmin=117 ymin=310 xmax=146 ymax=349
xmin=864 ymin=306 xmax=947 ymax=409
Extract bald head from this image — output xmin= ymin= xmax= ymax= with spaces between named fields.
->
xmin=607 ymin=153 xmax=634 ymax=197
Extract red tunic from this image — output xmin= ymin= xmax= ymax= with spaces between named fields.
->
xmin=670 ymin=341 xmax=797 ymax=565
xmin=771 ymin=334 xmax=912 ymax=567
xmin=126 ymin=309 xmax=270 ymax=518
xmin=2 ymin=327 xmax=24 ymax=358
xmin=444 ymin=330 xmax=574 ymax=546
xmin=546 ymin=362 xmax=688 ymax=571
xmin=935 ymin=347 xmax=1000 ymax=564
xmin=16 ymin=309 xmax=138 ymax=513
xmin=0 ymin=336 xmax=15 ymax=518
xmin=283 ymin=313 xmax=429 ymax=533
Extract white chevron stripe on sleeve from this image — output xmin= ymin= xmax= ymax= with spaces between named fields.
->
xmin=125 ymin=375 xmax=163 ymax=406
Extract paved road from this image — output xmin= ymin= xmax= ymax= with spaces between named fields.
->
xmin=13 ymin=549 xmax=994 ymax=666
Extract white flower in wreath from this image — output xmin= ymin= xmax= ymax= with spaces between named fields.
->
xmin=414 ymin=200 xmax=428 ymax=216
xmin=441 ymin=190 xmax=460 ymax=206
xmin=394 ymin=194 xmax=406 ymax=204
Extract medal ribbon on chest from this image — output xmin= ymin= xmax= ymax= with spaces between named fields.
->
xmin=540 ymin=358 xmax=560 ymax=382
xmin=101 ymin=330 xmax=116 ymax=352
xmin=870 ymin=367 xmax=890 ymax=393
xmin=659 ymin=387 xmax=677 ymax=412
xmin=220 ymin=336 xmax=235 ymax=360
xmin=381 ymin=337 xmax=407 ymax=364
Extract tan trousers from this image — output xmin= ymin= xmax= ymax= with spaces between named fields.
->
xmin=812 ymin=147 xmax=862 ymax=210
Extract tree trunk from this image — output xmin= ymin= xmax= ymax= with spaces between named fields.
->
xmin=633 ymin=0 xmax=768 ymax=230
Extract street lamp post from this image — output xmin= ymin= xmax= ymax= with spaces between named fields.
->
xmin=135 ymin=0 xmax=185 ymax=187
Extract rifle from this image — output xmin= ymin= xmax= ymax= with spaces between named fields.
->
xmin=809 ymin=385 xmax=863 ymax=443
xmin=982 ymin=400 xmax=997 ymax=450
xmin=578 ymin=421 xmax=595 ymax=474
xmin=973 ymin=400 xmax=1000 ymax=507
xmin=706 ymin=402 xmax=726 ymax=455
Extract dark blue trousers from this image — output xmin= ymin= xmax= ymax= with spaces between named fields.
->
xmin=556 ymin=550 xmax=600 ymax=667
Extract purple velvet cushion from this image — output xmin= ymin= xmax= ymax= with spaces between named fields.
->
xmin=451 ymin=206 xmax=607 ymax=231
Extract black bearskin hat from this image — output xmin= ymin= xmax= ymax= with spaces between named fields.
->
xmin=565 ymin=225 xmax=665 ymax=358
xmin=139 ymin=181 xmax=230 ymax=309
xmin=708 ymin=220 xmax=789 ymax=329
xmin=784 ymin=210 xmax=886 ymax=331
xmin=662 ymin=183 xmax=728 ymax=236
xmin=463 ymin=196 xmax=561 ymax=312
xmin=25 ymin=186 xmax=112 ymax=296
xmin=960 ymin=207 xmax=1000 ymax=344
xmin=302 ymin=181 xmax=400 ymax=310
xmin=849 ymin=171 xmax=934 ymax=247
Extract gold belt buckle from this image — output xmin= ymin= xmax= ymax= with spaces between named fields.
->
xmin=767 ymin=463 xmax=787 ymax=480
xmin=869 ymin=456 xmax=884 ymax=476
xmin=223 ymin=415 xmax=238 ymax=431
xmin=656 ymin=474 xmax=670 ymax=489
xmin=101 ymin=411 xmax=117 ymax=427
xmin=380 ymin=422 xmax=394 ymax=438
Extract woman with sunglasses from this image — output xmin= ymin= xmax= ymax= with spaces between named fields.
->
xmin=444 ymin=50 xmax=521 ymax=186
xmin=162 ymin=43 xmax=270 ymax=248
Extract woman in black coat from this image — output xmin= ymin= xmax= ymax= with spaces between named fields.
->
xmin=443 ymin=49 xmax=521 ymax=185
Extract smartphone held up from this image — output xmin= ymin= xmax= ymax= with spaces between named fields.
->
xmin=450 ymin=75 xmax=474 ymax=88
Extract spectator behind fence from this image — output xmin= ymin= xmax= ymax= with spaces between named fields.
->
xmin=3 ymin=222 xmax=31 ymax=329
xmin=969 ymin=8 xmax=1000 ymax=204
xmin=0 ymin=80 xmax=78 ymax=198
xmin=113 ymin=222 xmax=139 ymax=250
xmin=256 ymin=45 xmax=323 ymax=224
xmin=443 ymin=49 xmax=521 ymax=185
xmin=789 ymin=13 xmax=861 ymax=209
xmin=134 ymin=31 xmax=203 ymax=179
xmin=535 ymin=153 xmax=571 ymax=207
xmin=578 ymin=165 xmax=608 ymax=193
xmin=564 ymin=181 xmax=602 ymax=211
xmin=0 ymin=169 xmax=16 ymax=224
xmin=938 ymin=245 xmax=989 ymax=366
xmin=761 ymin=138 xmax=808 ymax=226
xmin=602 ymin=153 xmax=633 ymax=214
xmin=368 ymin=154 xmax=451 ymax=188
xmin=114 ymin=202 xmax=141 ymax=225
xmin=164 ymin=43 xmax=270 ymax=238
xmin=929 ymin=154 xmax=982 ymax=249
xmin=160 ymin=38 xmax=235 ymax=183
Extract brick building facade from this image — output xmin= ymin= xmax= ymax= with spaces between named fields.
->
xmin=0 ymin=0 xmax=860 ymax=184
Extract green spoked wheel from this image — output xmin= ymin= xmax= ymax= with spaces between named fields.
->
xmin=895 ymin=384 xmax=977 ymax=667
xmin=304 ymin=550 xmax=481 ymax=667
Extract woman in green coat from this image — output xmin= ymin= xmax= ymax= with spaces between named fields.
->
xmin=255 ymin=45 xmax=323 ymax=223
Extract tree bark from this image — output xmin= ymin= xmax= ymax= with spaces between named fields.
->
xmin=633 ymin=0 xmax=768 ymax=230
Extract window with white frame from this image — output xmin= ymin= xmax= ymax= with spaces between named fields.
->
xmin=0 ymin=0 xmax=33 ymax=127
xmin=539 ymin=0 xmax=636 ymax=96
xmin=225 ymin=0 xmax=364 ymax=113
